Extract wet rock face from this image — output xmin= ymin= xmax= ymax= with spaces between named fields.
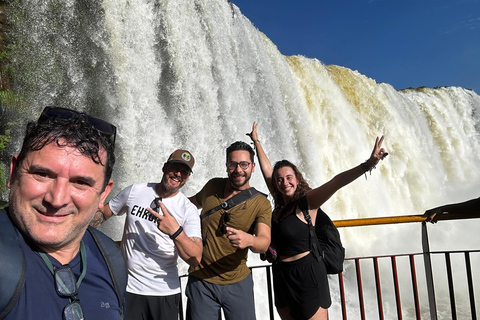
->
xmin=0 ymin=5 xmax=9 ymax=90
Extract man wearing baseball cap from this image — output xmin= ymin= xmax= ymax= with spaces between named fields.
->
xmin=91 ymin=149 xmax=202 ymax=320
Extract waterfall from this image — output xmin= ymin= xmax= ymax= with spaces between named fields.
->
xmin=4 ymin=0 xmax=480 ymax=318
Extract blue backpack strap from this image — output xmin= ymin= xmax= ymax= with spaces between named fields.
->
xmin=87 ymin=226 xmax=127 ymax=319
xmin=0 ymin=208 xmax=26 ymax=320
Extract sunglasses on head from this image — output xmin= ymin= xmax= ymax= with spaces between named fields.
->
xmin=40 ymin=106 xmax=117 ymax=145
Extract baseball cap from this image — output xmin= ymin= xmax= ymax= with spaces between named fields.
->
xmin=167 ymin=149 xmax=195 ymax=172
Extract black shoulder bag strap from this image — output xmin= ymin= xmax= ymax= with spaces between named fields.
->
xmin=0 ymin=208 xmax=26 ymax=320
xmin=201 ymin=187 xmax=264 ymax=220
xmin=87 ymin=227 xmax=127 ymax=319
xmin=297 ymin=197 xmax=321 ymax=261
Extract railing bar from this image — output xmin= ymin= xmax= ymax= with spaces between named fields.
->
xmin=265 ymin=266 xmax=275 ymax=320
xmin=373 ymin=257 xmax=384 ymax=320
xmin=338 ymin=272 xmax=348 ymax=320
xmin=431 ymin=249 xmax=480 ymax=255
xmin=465 ymin=252 xmax=477 ymax=320
xmin=356 ymin=258 xmax=366 ymax=320
xmin=409 ymin=255 xmax=421 ymax=320
xmin=346 ymin=249 xmax=480 ymax=261
xmin=391 ymin=256 xmax=403 ymax=319
xmin=445 ymin=253 xmax=457 ymax=320
xmin=179 ymin=286 xmax=185 ymax=320
xmin=422 ymin=222 xmax=437 ymax=320
xmin=333 ymin=212 xmax=480 ymax=228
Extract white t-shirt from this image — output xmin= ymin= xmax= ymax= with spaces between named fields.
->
xmin=109 ymin=183 xmax=201 ymax=296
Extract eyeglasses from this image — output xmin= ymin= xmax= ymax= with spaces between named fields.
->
xmin=39 ymin=106 xmax=117 ymax=145
xmin=219 ymin=211 xmax=231 ymax=234
xmin=226 ymin=161 xmax=251 ymax=170
xmin=150 ymin=197 xmax=162 ymax=213
xmin=55 ymin=266 xmax=85 ymax=320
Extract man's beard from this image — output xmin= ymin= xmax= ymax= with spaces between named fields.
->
xmin=162 ymin=176 xmax=184 ymax=193
xmin=228 ymin=171 xmax=251 ymax=190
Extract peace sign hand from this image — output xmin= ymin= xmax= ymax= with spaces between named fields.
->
xmin=369 ymin=135 xmax=388 ymax=167
xmin=148 ymin=200 xmax=180 ymax=237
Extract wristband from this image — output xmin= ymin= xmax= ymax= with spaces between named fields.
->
xmin=360 ymin=160 xmax=376 ymax=179
xmin=360 ymin=161 xmax=370 ymax=173
xmin=169 ymin=226 xmax=183 ymax=240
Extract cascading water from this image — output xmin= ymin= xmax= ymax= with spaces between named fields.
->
xmin=4 ymin=0 xmax=480 ymax=318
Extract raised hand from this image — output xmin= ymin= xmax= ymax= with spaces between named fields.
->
xmin=368 ymin=135 xmax=388 ymax=167
xmin=246 ymin=121 xmax=259 ymax=142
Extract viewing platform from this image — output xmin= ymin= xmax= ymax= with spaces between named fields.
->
xmin=179 ymin=213 xmax=479 ymax=320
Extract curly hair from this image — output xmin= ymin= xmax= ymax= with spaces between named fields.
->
xmin=271 ymin=160 xmax=311 ymax=221
xmin=15 ymin=112 xmax=116 ymax=190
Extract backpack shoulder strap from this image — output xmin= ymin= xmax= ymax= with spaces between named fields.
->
xmin=87 ymin=226 xmax=127 ymax=318
xmin=297 ymin=197 xmax=321 ymax=261
xmin=201 ymin=187 xmax=266 ymax=220
xmin=0 ymin=208 xmax=26 ymax=320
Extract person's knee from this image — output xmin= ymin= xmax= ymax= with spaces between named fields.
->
xmin=276 ymin=307 xmax=294 ymax=320
xmin=307 ymin=306 xmax=328 ymax=320
xmin=185 ymin=279 xmax=221 ymax=320
xmin=186 ymin=300 xmax=221 ymax=320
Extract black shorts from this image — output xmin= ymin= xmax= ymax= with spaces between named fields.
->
xmin=125 ymin=292 xmax=180 ymax=320
xmin=273 ymin=253 xmax=331 ymax=320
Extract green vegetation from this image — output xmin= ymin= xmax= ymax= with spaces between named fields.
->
xmin=0 ymin=56 xmax=27 ymax=202
xmin=0 ymin=1 xmax=28 ymax=205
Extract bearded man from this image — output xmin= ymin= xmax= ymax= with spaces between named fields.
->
xmin=186 ymin=141 xmax=272 ymax=320
xmin=93 ymin=149 xmax=202 ymax=320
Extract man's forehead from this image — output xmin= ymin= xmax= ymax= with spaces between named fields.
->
xmin=228 ymin=150 xmax=251 ymax=160
xmin=25 ymin=142 xmax=106 ymax=173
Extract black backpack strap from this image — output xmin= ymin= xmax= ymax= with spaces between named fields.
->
xmin=87 ymin=227 xmax=127 ymax=319
xmin=201 ymin=187 xmax=265 ymax=220
xmin=0 ymin=208 xmax=26 ymax=320
xmin=297 ymin=197 xmax=321 ymax=261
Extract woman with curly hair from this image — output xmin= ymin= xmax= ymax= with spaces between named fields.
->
xmin=248 ymin=122 xmax=388 ymax=320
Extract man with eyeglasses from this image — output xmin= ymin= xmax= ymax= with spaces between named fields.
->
xmin=91 ymin=149 xmax=202 ymax=320
xmin=1 ymin=107 xmax=125 ymax=320
xmin=186 ymin=141 xmax=272 ymax=320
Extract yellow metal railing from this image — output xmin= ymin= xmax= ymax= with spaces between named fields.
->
xmin=333 ymin=212 xmax=480 ymax=227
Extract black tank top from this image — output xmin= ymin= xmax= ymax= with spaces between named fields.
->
xmin=271 ymin=212 xmax=310 ymax=256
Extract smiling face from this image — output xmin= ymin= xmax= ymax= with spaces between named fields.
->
xmin=226 ymin=150 xmax=255 ymax=190
xmin=274 ymin=166 xmax=299 ymax=200
xmin=7 ymin=141 xmax=113 ymax=253
xmin=160 ymin=162 xmax=191 ymax=195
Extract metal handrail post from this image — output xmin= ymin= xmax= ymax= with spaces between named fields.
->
xmin=422 ymin=221 xmax=437 ymax=320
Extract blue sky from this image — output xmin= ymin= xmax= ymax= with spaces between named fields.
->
xmin=230 ymin=0 xmax=480 ymax=94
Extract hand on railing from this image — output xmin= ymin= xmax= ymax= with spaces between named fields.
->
xmin=423 ymin=197 xmax=480 ymax=224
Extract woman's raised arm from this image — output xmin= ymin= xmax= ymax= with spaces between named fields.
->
xmin=306 ymin=135 xmax=388 ymax=210
xmin=247 ymin=122 xmax=274 ymax=194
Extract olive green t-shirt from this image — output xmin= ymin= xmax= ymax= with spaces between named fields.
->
xmin=189 ymin=178 xmax=272 ymax=284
